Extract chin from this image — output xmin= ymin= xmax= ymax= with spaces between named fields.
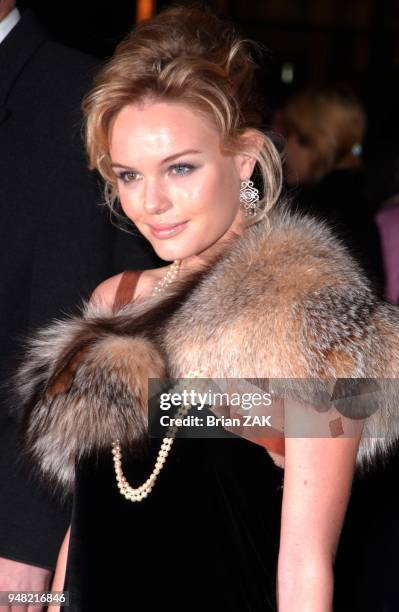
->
xmin=150 ymin=233 xmax=200 ymax=262
xmin=154 ymin=244 xmax=196 ymax=262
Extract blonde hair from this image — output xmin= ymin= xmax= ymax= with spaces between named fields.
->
xmin=82 ymin=4 xmax=282 ymax=227
xmin=282 ymin=87 xmax=366 ymax=184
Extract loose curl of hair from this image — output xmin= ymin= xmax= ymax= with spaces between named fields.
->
xmin=82 ymin=4 xmax=282 ymax=228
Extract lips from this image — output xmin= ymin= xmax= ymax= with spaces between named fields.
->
xmin=148 ymin=221 xmax=188 ymax=239
xmin=149 ymin=222 xmax=185 ymax=230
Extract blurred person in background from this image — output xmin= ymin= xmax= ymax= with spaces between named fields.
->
xmin=375 ymin=192 xmax=399 ymax=304
xmin=277 ymin=86 xmax=384 ymax=292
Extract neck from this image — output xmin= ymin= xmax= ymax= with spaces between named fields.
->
xmin=0 ymin=1 xmax=16 ymax=23
xmin=179 ymin=214 xmax=246 ymax=274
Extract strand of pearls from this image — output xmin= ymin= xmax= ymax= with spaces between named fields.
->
xmin=152 ymin=259 xmax=181 ymax=294
xmin=112 ymin=259 xmax=205 ymax=502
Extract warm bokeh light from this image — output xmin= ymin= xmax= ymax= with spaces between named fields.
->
xmin=136 ymin=0 xmax=155 ymax=23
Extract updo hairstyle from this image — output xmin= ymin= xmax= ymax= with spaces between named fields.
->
xmin=83 ymin=4 xmax=282 ymax=225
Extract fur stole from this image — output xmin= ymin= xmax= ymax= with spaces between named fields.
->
xmin=13 ymin=204 xmax=399 ymax=494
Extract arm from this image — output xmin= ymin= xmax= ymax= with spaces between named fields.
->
xmin=276 ymin=399 xmax=364 ymax=611
xmin=47 ymin=527 xmax=70 ymax=612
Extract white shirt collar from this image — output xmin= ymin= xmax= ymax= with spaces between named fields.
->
xmin=0 ymin=7 xmax=21 ymax=45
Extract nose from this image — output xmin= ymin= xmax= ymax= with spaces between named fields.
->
xmin=142 ymin=177 xmax=172 ymax=215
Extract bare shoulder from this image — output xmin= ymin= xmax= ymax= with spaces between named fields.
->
xmin=89 ymin=272 xmax=126 ymax=308
xmin=90 ymin=267 xmax=168 ymax=308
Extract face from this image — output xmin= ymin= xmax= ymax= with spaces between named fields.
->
xmin=284 ymin=132 xmax=315 ymax=186
xmin=0 ymin=0 xmax=16 ymax=21
xmin=109 ymin=100 xmax=255 ymax=262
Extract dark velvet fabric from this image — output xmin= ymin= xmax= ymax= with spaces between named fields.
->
xmin=333 ymin=444 xmax=399 ymax=612
xmin=64 ymin=426 xmax=284 ymax=611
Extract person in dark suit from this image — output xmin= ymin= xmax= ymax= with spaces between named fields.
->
xmin=0 ymin=0 xmax=159 ymax=600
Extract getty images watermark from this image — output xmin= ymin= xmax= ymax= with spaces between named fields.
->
xmin=147 ymin=377 xmax=397 ymax=439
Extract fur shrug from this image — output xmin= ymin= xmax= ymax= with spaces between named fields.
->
xmin=14 ymin=205 xmax=399 ymax=494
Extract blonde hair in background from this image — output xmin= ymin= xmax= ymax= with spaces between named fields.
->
xmin=82 ymin=4 xmax=282 ymax=230
xmin=283 ymin=87 xmax=366 ymax=184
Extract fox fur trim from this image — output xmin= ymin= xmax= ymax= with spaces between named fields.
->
xmin=14 ymin=204 xmax=399 ymax=494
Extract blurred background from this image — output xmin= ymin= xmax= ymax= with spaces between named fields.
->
xmin=18 ymin=0 xmax=398 ymax=121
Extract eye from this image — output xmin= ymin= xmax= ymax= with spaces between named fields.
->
xmin=296 ymin=132 xmax=310 ymax=148
xmin=116 ymin=170 xmax=139 ymax=183
xmin=170 ymin=163 xmax=195 ymax=176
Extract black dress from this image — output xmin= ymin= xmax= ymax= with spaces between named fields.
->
xmin=64 ymin=422 xmax=284 ymax=611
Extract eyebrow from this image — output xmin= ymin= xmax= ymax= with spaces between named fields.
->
xmin=111 ymin=149 xmax=203 ymax=170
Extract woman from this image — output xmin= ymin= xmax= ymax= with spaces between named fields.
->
xmin=15 ymin=6 xmax=399 ymax=612
xmin=277 ymin=86 xmax=383 ymax=287
xmin=280 ymin=87 xmax=366 ymax=188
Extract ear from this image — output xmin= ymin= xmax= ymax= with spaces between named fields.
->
xmin=234 ymin=129 xmax=264 ymax=180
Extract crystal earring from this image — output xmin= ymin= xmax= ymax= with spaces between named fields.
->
xmin=239 ymin=179 xmax=260 ymax=217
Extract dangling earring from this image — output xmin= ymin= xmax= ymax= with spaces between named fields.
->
xmin=239 ymin=179 xmax=260 ymax=217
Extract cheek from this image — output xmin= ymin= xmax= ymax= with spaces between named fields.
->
xmin=287 ymin=142 xmax=309 ymax=174
xmin=118 ymin=189 xmax=140 ymax=221
xmin=196 ymin=171 xmax=238 ymax=225
xmin=298 ymin=150 xmax=314 ymax=180
xmin=285 ymin=139 xmax=300 ymax=165
xmin=196 ymin=162 xmax=239 ymax=206
xmin=217 ymin=161 xmax=241 ymax=216
xmin=170 ymin=169 xmax=221 ymax=213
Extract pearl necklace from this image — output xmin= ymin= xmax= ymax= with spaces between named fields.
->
xmin=112 ymin=259 xmax=205 ymax=502
xmin=151 ymin=259 xmax=181 ymax=295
